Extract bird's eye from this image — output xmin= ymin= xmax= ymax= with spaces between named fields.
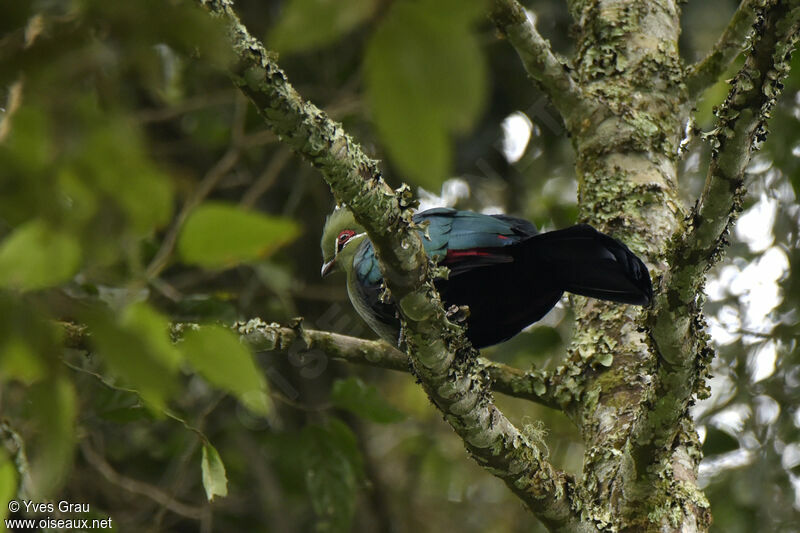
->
xmin=337 ymin=230 xmax=356 ymax=252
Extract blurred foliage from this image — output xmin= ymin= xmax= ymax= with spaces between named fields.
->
xmin=331 ymin=377 xmax=405 ymax=424
xmin=181 ymin=325 xmax=272 ymax=416
xmin=0 ymin=0 xmax=799 ymax=532
xmin=269 ymin=0 xmax=378 ymax=54
xmin=363 ymin=0 xmax=488 ymax=187
xmin=178 ymin=201 xmax=300 ymax=269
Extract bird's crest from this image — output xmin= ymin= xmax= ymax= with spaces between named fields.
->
xmin=320 ymin=206 xmax=362 ymax=264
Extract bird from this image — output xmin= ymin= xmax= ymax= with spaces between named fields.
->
xmin=320 ymin=207 xmax=652 ymax=349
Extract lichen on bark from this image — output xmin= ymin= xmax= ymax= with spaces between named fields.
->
xmin=197 ymin=0 xmax=590 ymax=529
xmin=193 ymin=0 xmax=800 ymax=531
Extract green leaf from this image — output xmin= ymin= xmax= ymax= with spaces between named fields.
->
xmin=364 ymin=0 xmax=487 ymax=187
xmin=270 ymin=0 xmax=378 ymax=54
xmin=0 ymin=337 xmax=47 ymax=384
xmin=180 ymin=326 xmax=271 ymax=416
xmin=178 ymin=202 xmax=300 ymax=269
xmin=331 ymin=377 xmax=405 ymax=424
xmin=27 ymin=376 xmax=77 ymax=498
xmin=86 ymin=303 xmax=181 ymax=412
xmin=0 ymin=107 xmax=55 ymax=227
xmin=71 ymin=105 xmax=173 ymax=234
xmin=0 ymin=294 xmax=60 ymax=384
xmin=201 ymin=443 xmax=228 ymax=501
xmin=120 ymin=302 xmax=183 ymax=369
xmin=0 ymin=450 xmax=18 ymax=524
xmin=0 ymin=106 xmax=51 ymax=176
xmin=58 ymin=168 xmax=99 ymax=224
xmin=302 ymin=419 xmax=364 ymax=532
xmin=0 ymin=219 xmax=81 ymax=291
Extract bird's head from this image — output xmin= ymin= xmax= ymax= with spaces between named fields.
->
xmin=320 ymin=207 xmax=367 ymax=277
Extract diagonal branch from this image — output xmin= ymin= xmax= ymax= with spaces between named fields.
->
xmin=637 ymin=0 xmax=800 ymax=473
xmin=146 ymin=93 xmax=249 ymax=280
xmin=489 ymin=0 xmax=590 ymax=126
xmin=80 ymin=440 xmax=208 ymax=521
xmin=194 ymin=1 xmax=588 ymax=529
xmin=686 ymin=0 xmax=762 ymax=100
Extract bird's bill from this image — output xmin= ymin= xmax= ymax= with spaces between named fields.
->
xmin=321 ymin=259 xmax=336 ymax=277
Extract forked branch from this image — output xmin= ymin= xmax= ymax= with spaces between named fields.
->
xmin=195 ymin=0 xmax=586 ymax=528
xmin=640 ymin=0 xmax=800 ymax=470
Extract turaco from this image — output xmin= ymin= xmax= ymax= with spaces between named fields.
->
xmin=320 ymin=207 xmax=652 ymax=348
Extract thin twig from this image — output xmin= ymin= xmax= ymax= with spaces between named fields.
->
xmin=239 ymin=146 xmax=292 ymax=208
xmin=641 ymin=0 xmax=800 ymax=473
xmin=137 ymin=91 xmax=235 ymax=123
xmin=489 ymin=0 xmax=589 ymax=126
xmin=80 ymin=440 xmax=208 ymax=521
xmin=61 ymin=356 xmax=217 ymax=448
xmin=0 ymin=80 xmax=24 ymax=143
xmin=686 ymin=0 xmax=761 ymax=100
xmin=149 ymin=277 xmax=184 ymax=302
xmin=0 ymin=14 xmax=46 ymax=142
xmin=154 ymin=394 xmax=224 ymax=530
xmin=0 ymin=421 xmax=34 ymax=500
xmin=145 ymin=92 xmax=249 ymax=279
xmin=61 ymin=319 xmax=562 ymax=409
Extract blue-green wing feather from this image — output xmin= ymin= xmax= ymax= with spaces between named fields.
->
xmin=354 ymin=240 xmax=382 ymax=285
xmin=355 ymin=208 xmax=538 ymax=285
xmin=414 ymin=208 xmax=536 ymax=252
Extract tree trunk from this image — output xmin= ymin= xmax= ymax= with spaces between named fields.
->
xmin=565 ymin=1 xmax=707 ymax=531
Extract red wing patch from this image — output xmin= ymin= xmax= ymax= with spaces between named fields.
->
xmin=441 ymin=247 xmax=514 ymax=275
xmin=444 ymin=249 xmax=493 ymax=261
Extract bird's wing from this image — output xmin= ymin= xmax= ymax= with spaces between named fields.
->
xmin=352 ymin=240 xmax=401 ymax=337
xmin=414 ymin=209 xmax=536 ymax=275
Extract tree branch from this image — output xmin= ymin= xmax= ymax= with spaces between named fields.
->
xmin=686 ymin=0 xmax=762 ymax=100
xmin=63 ymin=319 xmax=562 ymax=408
xmin=188 ymin=2 xmax=589 ymax=528
xmin=234 ymin=318 xmax=563 ymax=410
xmin=638 ymin=0 xmax=800 ymax=472
xmin=489 ymin=0 xmax=589 ymax=125
xmin=145 ymin=93 xmax=249 ymax=280
xmin=80 ymin=440 xmax=208 ymax=522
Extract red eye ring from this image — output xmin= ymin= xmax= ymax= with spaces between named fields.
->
xmin=337 ymin=230 xmax=356 ymax=250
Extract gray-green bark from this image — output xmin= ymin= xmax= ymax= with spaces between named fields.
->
xmin=198 ymin=1 xmax=589 ymax=530
xmin=194 ymin=0 xmax=800 ymax=531
xmin=494 ymin=0 xmax=798 ymax=530
xmin=62 ymin=319 xmax=561 ymax=408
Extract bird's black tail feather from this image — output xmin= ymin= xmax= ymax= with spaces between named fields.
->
xmin=527 ymin=224 xmax=653 ymax=306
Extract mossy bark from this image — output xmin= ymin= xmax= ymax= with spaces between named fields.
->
xmin=554 ymin=1 xmax=800 ymax=531
xmin=198 ymin=0 xmax=800 ymax=531
xmin=561 ymin=2 xmax=704 ymax=530
xmin=198 ymin=1 xmax=593 ymax=530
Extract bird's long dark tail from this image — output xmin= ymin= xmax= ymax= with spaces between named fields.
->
xmin=528 ymin=224 xmax=653 ymax=306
